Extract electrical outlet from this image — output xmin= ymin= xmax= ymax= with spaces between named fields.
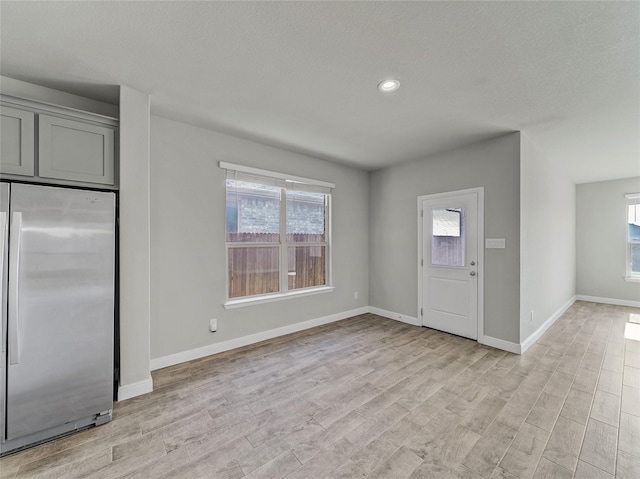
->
xmin=209 ymin=318 xmax=217 ymax=332
xmin=354 ymin=291 xmax=358 ymax=300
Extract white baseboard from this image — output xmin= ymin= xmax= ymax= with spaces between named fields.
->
xmin=368 ymin=307 xmax=420 ymax=326
xmin=478 ymin=335 xmax=520 ymax=354
xmin=576 ymin=295 xmax=640 ymax=308
xmin=519 ymin=296 xmax=577 ymax=354
xmin=142 ymin=295 xmax=617 ymax=398
xmin=368 ymin=306 xmax=522 ymax=354
xmin=118 ymin=377 xmax=153 ymax=401
xmin=150 ymin=306 xmax=369 ymax=371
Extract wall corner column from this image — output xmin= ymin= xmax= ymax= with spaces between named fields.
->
xmin=118 ymin=85 xmax=152 ymax=400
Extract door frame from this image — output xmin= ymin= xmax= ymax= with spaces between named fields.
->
xmin=417 ymin=187 xmax=485 ymax=341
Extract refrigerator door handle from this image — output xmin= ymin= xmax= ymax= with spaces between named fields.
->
xmin=0 ymin=211 xmax=5 ymax=288
xmin=8 ymin=212 xmax=22 ymax=365
xmin=0 ymin=211 xmax=5 ymax=356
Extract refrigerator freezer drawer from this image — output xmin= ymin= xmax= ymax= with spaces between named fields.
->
xmin=1 ymin=410 xmax=112 ymax=456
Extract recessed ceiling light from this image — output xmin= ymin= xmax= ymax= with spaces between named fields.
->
xmin=378 ymin=79 xmax=400 ymax=93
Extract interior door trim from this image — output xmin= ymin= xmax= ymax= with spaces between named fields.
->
xmin=417 ymin=187 xmax=485 ymax=342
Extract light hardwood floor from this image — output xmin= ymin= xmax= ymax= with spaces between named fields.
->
xmin=1 ymin=301 xmax=639 ymax=478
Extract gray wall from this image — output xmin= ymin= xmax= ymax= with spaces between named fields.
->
xmin=149 ymin=115 xmax=369 ymax=360
xmin=577 ymin=177 xmax=640 ymax=302
xmin=369 ymin=133 xmax=521 ymax=344
xmin=520 ymin=134 xmax=576 ymax=342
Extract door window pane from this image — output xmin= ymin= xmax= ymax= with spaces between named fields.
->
xmin=228 ymin=247 xmax=279 ymax=298
xmin=287 ymin=246 xmax=326 ymax=290
xmin=432 ymin=208 xmax=465 ymax=266
xmin=433 ymin=208 xmax=461 ymax=236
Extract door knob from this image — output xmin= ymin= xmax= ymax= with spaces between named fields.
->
xmin=470 ymin=271 xmax=476 ymax=276
xmin=470 ymin=261 xmax=476 ymax=266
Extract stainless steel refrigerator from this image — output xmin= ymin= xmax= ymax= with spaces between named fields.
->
xmin=0 ymin=182 xmax=115 ymax=455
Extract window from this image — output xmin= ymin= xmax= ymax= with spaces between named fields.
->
xmin=222 ymin=162 xmax=333 ymax=304
xmin=627 ymin=193 xmax=640 ymax=281
xmin=432 ymin=207 xmax=465 ymax=267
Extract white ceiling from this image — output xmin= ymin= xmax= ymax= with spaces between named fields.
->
xmin=1 ymin=1 xmax=638 ymax=183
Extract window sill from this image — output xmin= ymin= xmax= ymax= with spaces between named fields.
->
xmin=224 ymin=286 xmax=335 ymax=310
xmin=625 ymin=276 xmax=640 ymax=283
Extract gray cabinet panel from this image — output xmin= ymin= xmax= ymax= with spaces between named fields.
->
xmin=0 ymin=106 xmax=35 ymax=177
xmin=39 ymin=115 xmax=115 ymax=185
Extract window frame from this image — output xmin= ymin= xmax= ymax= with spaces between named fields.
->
xmin=626 ymin=193 xmax=640 ymax=282
xmin=222 ymin=162 xmax=334 ymax=308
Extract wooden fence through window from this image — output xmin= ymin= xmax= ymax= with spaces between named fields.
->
xmin=227 ymin=233 xmax=326 ymax=298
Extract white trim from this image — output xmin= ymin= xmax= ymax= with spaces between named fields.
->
xmin=368 ymin=305 xmax=523 ymax=354
xmin=478 ymin=335 xmax=521 ymax=354
xmin=369 ymin=305 xmax=523 ymax=354
xmin=1 ymin=95 xmax=119 ymax=126
xmin=150 ymin=307 xmax=368 ymax=371
xmin=326 ymin=194 xmax=333 ymax=292
xmin=417 ymin=187 xmax=485 ymax=341
xmin=224 ymin=286 xmax=335 ymax=309
xmin=416 ymin=187 xmax=485 ymax=201
xmin=219 ymin=161 xmax=335 ymax=189
xmin=368 ymin=307 xmax=420 ymax=326
xmin=519 ymin=296 xmax=577 ymax=354
xmin=478 ymin=189 xmax=485 ymax=341
xmin=117 ymin=377 xmax=153 ymax=401
xmin=576 ymin=295 xmax=640 ymax=308
xmin=1 ymin=76 xmax=119 ymax=119
xmin=626 ymin=195 xmax=639 ymax=279
xmin=125 ymin=296 xmax=588 ymax=399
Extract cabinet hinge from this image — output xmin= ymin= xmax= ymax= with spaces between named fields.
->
xmin=420 ymin=308 xmax=423 ymax=316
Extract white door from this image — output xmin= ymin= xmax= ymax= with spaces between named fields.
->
xmin=419 ymin=189 xmax=482 ymax=340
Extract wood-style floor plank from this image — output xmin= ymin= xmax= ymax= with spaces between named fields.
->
xmin=1 ymin=303 xmax=639 ymax=478
xmin=579 ymin=418 xmax=618 ymax=474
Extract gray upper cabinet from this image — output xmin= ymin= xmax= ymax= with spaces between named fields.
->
xmin=0 ymin=105 xmax=35 ymax=177
xmin=1 ymin=96 xmax=118 ymax=188
xmin=38 ymin=114 xmax=115 ymax=186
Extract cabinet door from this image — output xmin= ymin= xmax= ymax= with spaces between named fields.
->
xmin=0 ymin=106 xmax=35 ymax=177
xmin=38 ymin=114 xmax=115 ymax=185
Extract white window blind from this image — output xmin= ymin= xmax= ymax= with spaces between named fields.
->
xmin=220 ymin=161 xmax=334 ymax=194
